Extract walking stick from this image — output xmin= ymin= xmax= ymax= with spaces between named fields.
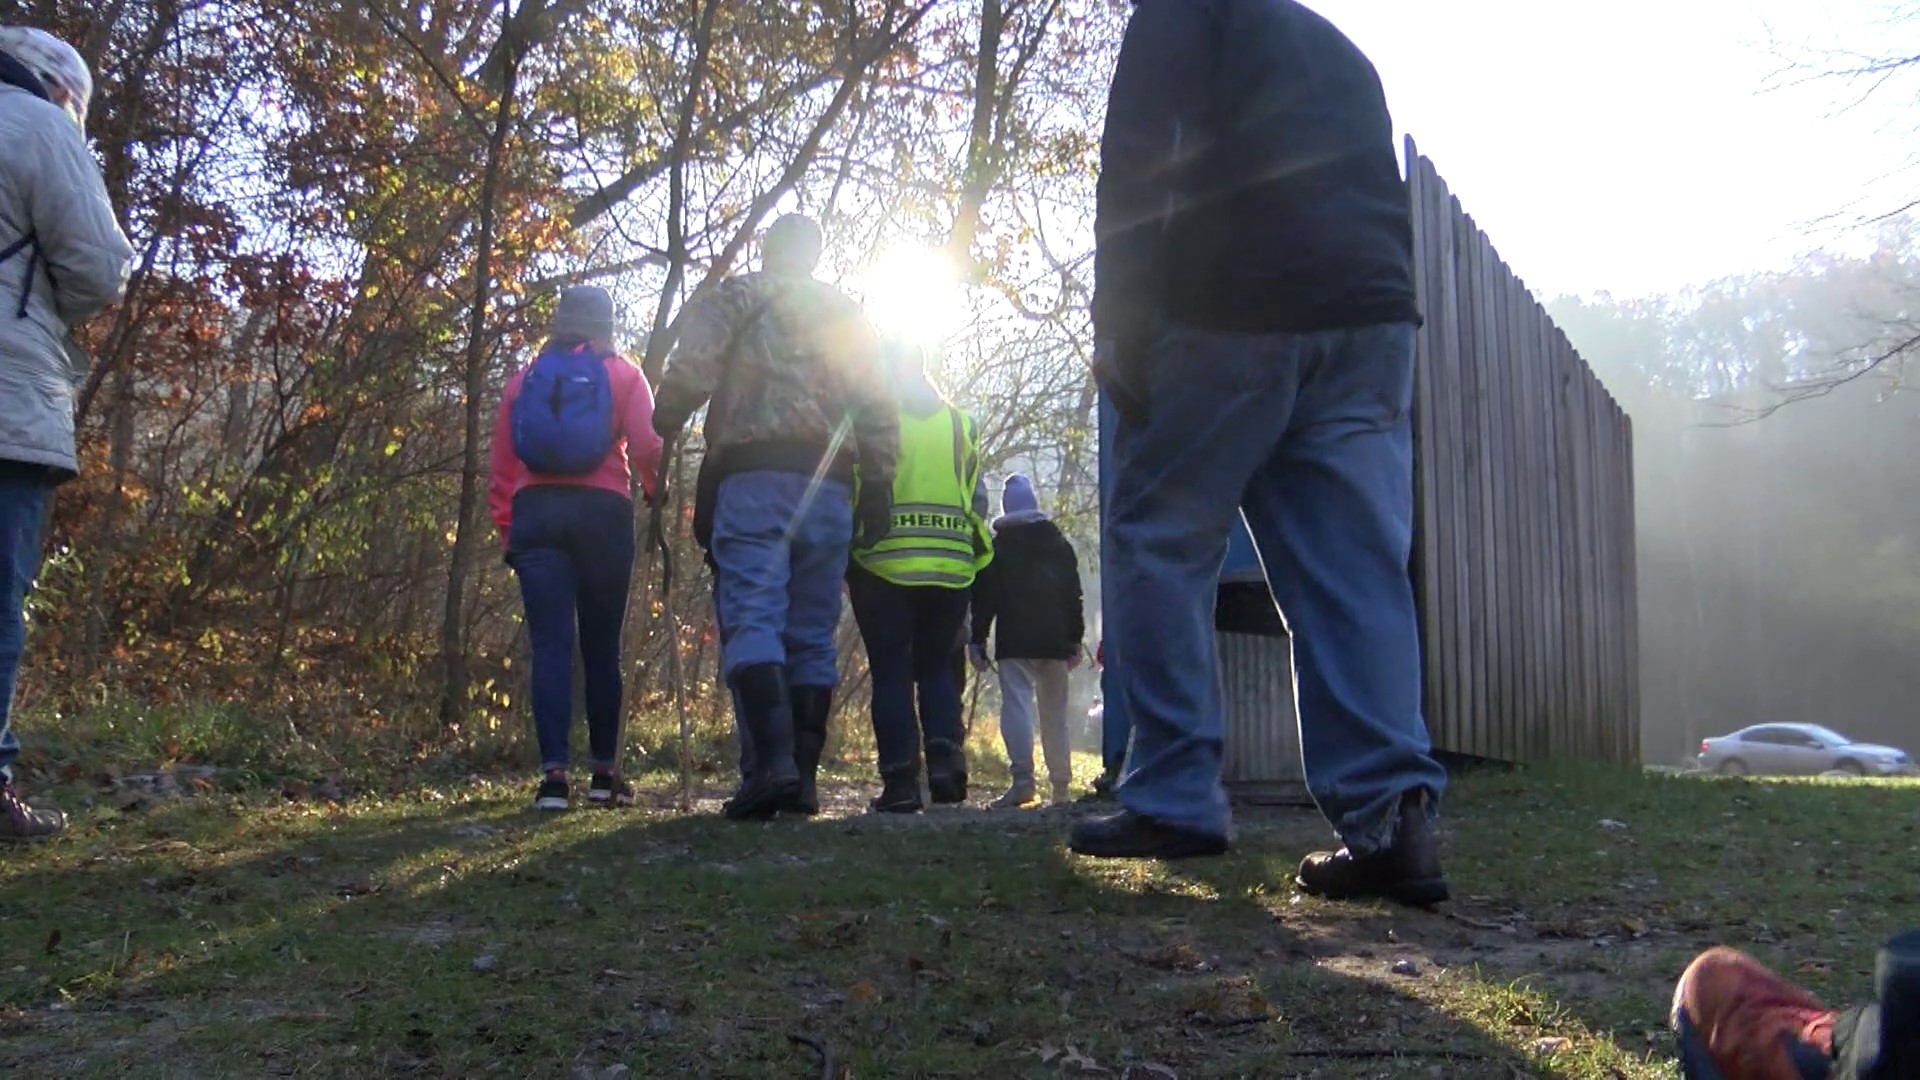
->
xmin=647 ymin=439 xmax=696 ymax=811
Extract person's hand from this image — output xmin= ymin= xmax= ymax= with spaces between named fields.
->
xmin=1093 ymin=338 xmax=1150 ymax=427
xmin=967 ymin=643 xmax=992 ymax=673
xmin=651 ymin=409 xmax=684 ymax=443
xmin=1069 ymin=648 xmax=1085 ymax=672
xmin=855 ymin=487 xmax=894 ymax=546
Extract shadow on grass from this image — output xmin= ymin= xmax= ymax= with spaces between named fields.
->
xmin=0 ymin=789 xmax=1626 ymax=1078
xmin=9 ymin=761 xmax=1913 ymax=1077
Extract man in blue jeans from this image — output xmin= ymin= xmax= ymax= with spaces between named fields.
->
xmin=654 ymin=215 xmax=897 ymax=821
xmin=0 ymin=28 xmax=134 ymax=841
xmin=1069 ymin=0 xmax=1452 ymax=907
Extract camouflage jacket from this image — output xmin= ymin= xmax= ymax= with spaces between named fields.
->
xmin=654 ymin=270 xmax=897 ymax=489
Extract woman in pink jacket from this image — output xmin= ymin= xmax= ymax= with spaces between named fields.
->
xmin=488 ymin=286 xmax=663 ymax=811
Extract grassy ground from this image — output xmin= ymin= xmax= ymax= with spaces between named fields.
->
xmin=2 ymin=754 xmax=1917 ymax=1078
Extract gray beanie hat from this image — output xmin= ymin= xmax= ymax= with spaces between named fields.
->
xmin=763 ymin=214 xmax=824 ymax=275
xmin=550 ymin=285 xmax=616 ymax=345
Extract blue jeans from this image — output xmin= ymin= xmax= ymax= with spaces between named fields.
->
xmin=508 ymin=485 xmax=635 ymax=772
xmin=1096 ymin=396 xmax=1133 ymax=778
xmin=846 ymin=564 xmax=969 ymax=774
xmin=710 ymin=471 xmax=852 ymax=689
xmin=712 ymin=574 xmax=754 ymax=781
xmin=1107 ymin=322 xmax=1448 ymax=850
xmin=0 ymin=473 xmax=49 ymax=782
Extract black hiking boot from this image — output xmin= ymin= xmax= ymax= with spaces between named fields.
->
xmin=1078 ymin=769 xmax=1118 ymax=804
xmin=868 ymin=765 xmax=923 ymax=814
xmin=0 ymin=780 xmax=65 ymax=841
xmin=790 ymin=685 xmax=832 ymax=817
xmin=1295 ymin=790 xmax=1449 ymax=908
xmin=925 ymin=739 xmax=968 ymax=805
xmin=724 ymin=664 xmax=801 ymax=821
xmin=721 ymin=773 xmax=754 ymax=818
xmin=1068 ymin=809 xmax=1229 ymax=860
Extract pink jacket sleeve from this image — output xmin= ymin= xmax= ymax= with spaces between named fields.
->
xmin=488 ymin=372 xmax=525 ymax=546
xmin=618 ymin=360 xmax=665 ymax=498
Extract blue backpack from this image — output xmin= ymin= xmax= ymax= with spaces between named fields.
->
xmin=511 ymin=343 xmax=616 ymax=475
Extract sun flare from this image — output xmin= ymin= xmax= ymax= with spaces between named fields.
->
xmin=852 ymin=244 xmax=966 ymax=345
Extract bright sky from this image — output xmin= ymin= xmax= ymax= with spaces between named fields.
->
xmin=1313 ymin=0 xmax=1919 ymax=299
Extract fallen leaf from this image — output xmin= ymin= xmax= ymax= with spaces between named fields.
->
xmin=848 ymin=980 xmax=878 ymax=1003
xmin=1061 ymin=1044 xmax=1106 ymax=1072
xmin=1533 ymin=1036 xmax=1573 ymax=1056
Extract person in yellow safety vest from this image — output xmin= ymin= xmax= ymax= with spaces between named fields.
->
xmin=848 ymin=339 xmax=993 ymax=813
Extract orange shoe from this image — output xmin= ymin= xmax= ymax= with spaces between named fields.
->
xmin=1672 ymin=947 xmax=1837 ymax=1079
xmin=1672 ymin=931 xmax=1920 ymax=1080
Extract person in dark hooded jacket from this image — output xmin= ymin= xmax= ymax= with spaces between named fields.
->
xmin=969 ymin=474 xmax=1085 ymax=807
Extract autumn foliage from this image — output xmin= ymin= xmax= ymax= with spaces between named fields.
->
xmin=20 ymin=0 xmax=1119 ymax=764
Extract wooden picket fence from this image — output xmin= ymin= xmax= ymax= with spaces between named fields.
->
xmin=1406 ymin=138 xmax=1641 ymax=766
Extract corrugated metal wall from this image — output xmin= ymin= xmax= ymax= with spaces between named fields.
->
xmin=1218 ymin=629 xmax=1308 ymax=804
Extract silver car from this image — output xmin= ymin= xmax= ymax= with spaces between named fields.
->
xmin=1697 ymin=723 xmax=1918 ymax=777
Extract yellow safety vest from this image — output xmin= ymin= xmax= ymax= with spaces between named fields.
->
xmin=853 ymin=404 xmax=993 ymax=588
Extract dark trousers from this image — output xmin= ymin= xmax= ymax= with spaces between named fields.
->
xmin=508 ymin=485 xmax=635 ymax=772
xmin=847 ymin=564 xmax=969 ymax=774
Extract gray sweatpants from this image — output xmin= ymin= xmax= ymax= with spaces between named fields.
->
xmin=998 ymin=658 xmax=1072 ymax=788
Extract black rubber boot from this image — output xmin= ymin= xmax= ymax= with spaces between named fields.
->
xmin=724 ymin=664 xmax=800 ymax=821
xmin=868 ymin=764 xmax=923 ymax=814
xmin=720 ymin=772 xmax=754 ymax=818
xmin=925 ymin=738 xmax=968 ymax=805
xmin=790 ymin=686 xmax=832 ymax=817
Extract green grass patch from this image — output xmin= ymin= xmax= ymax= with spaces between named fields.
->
xmin=2 ymin=760 xmax=1914 ymax=1077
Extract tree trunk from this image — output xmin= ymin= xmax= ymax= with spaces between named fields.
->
xmin=439 ymin=2 xmax=523 ymax=726
xmin=80 ymin=359 xmax=137 ymax=674
xmin=945 ymin=0 xmax=1003 ymax=269
xmin=640 ymin=0 xmax=722 ymax=381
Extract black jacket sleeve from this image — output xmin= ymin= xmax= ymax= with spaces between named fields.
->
xmin=1091 ymin=0 xmax=1214 ymax=347
xmin=1064 ymin=540 xmax=1086 ymax=647
xmin=970 ymin=556 xmax=999 ymax=647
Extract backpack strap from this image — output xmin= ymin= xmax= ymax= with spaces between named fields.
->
xmin=0 ymin=233 xmax=41 ymax=318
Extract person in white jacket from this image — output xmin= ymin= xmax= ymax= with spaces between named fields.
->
xmin=0 ymin=27 xmax=134 ymax=841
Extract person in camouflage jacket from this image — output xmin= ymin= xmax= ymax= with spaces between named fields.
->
xmin=653 ymin=214 xmax=898 ymax=821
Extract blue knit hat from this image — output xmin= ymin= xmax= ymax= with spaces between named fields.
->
xmin=1001 ymin=473 xmax=1039 ymax=516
